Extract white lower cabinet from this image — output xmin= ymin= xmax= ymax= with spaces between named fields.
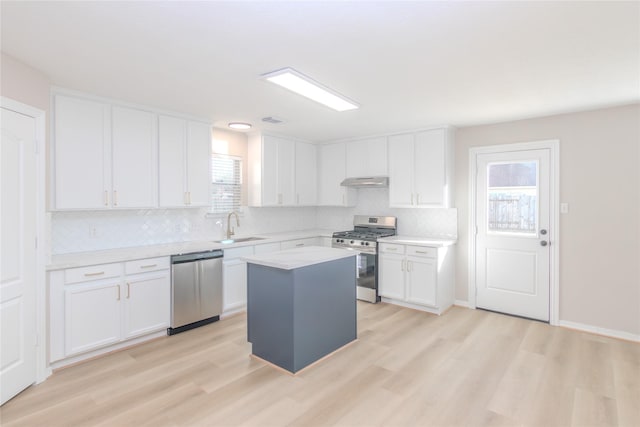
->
xmin=50 ymin=257 xmax=170 ymax=364
xmin=378 ymin=243 xmax=454 ymax=315
xmin=64 ymin=279 xmax=122 ymax=356
xmin=281 ymin=237 xmax=320 ymax=249
xmin=222 ymin=246 xmax=254 ymax=314
xmin=123 ymin=269 xmax=171 ymax=339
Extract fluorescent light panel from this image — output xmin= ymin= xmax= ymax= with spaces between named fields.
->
xmin=262 ymin=68 xmax=359 ymax=112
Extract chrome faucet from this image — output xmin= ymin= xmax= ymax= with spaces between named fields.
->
xmin=226 ymin=211 xmax=240 ymax=239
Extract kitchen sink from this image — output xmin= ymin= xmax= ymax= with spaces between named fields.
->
xmin=215 ymin=236 xmax=267 ymax=244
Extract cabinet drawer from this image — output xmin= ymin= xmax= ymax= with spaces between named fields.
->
xmin=379 ymin=243 xmax=405 ymax=255
xmin=65 ymin=263 xmax=122 ymax=284
xmin=281 ymin=237 xmax=318 ymax=250
xmin=254 ymin=242 xmax=281 ymax=255
xmin=406 ymin=246 xmax=437 ymax=258
xmin=223 ymin=246 xmax=254 ymax=260
xmin=125 ymin=257 xmax=170 ymax=275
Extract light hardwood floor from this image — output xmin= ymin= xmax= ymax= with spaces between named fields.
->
xmin=1 ymin=303 xmax=638 ymax=427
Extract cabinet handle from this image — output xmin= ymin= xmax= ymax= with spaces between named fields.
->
xmin=187 ymin=191 xmax=191 ymax=205
xmin=84 ymin=271 xmax=105 ymax=277
xmin=278 ymin=193 xmax=282 ymax=205
xmin=295 ymin=243 xmax=305 ymax=247
xmin=408 ymin=261 xmax=412 ymax=272
xmin=184 ymin=192 xmax=188 ymax=205
xmin=140 ymin=264 xmax=157 ymax=269
xmin=113 ymin=190 xmax=118 ymax=206
xmin=342 ymin=194 xmax=345 ymax=205
xmin=415 ymin=250 xmax=428 ymax=254
xmin=296 ymin=194 xmax=300 ymax=205
xmin=126 ymin=282 xmax=130 ymax=299
xmin=117 ymin=286 xmax=121 ymax=301
xmin=103 ymin=190 xmax=109 ymax=206
xmin=386 ymin=247 xmax=398 ymax=251
xmin=416 ymin=194 xmax=420 ymax=204
xmin=401 ymin=260 xmax=405 ymax=271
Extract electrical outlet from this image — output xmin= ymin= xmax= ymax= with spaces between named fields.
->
xmin=560 ymin=203 xmax=569 ymax=214
xmin=90 ymin=227 xmax=98 ymax=238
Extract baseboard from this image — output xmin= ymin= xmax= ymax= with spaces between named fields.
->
xmin=454 ymin=299 xmax=470 ymax=308
xmin=558 ymin=320 xmax=640 ymax=342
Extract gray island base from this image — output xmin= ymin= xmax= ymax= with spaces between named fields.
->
xmin=244 ymin=246 xmax=358 ymax=374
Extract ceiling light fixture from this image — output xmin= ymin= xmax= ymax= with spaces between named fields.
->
xmin=228 ymin=122 xmax=252 ymax=130
xmin=261 ymin=67 xmax=359 ymax=112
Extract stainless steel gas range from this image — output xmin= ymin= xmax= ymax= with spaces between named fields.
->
xmin=332 ymin=215 xmax=397 ymax=303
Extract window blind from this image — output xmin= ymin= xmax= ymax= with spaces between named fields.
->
xmin=211 ymin=154 xmax=242 ymax=214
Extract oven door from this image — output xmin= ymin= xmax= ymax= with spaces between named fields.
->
xmin=355 ymin=252 xmax=378 ymax=303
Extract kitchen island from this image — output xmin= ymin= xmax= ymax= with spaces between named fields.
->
xmin=243 ymin=246 xmax=358 ymax=373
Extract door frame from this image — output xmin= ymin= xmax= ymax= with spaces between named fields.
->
xmin=468 ymin=140 xmax=560 ymax=325
xmin=1 ymin=96 xmax=51 ymax=384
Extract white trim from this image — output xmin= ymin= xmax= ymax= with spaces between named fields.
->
xmin=49 ymin=330 xmax=167 ymax=370
xmin=468 ymin=140 xmax=560 ymax=325
xmin=1 ymin=97 xmax=52 ymax=383
xmin=558 ymin=320 xmax=640 ymax=343
xmin=454 ymin=299 xmax=470 ymax=308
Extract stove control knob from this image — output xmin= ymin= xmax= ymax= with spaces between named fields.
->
xmin=360 ymin=242 xmax=365 ymax=245
xmin=349 ymin=240 xmax=354 ymax=244
xmin=365 ymin=242 xmax=370 ymax=246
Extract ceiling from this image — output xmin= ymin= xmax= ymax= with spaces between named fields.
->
xmin=2 ymin=1 xmax=639 ymax=142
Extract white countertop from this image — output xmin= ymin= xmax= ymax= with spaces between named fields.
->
xmin=242 ymin=246 xmax=358 ymax=270
xmin=378 ymin=235 xmax=457 ymax=247
xmin=47 ymin=229 xmax=334 ymax=270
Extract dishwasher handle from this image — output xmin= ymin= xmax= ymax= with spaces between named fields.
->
xmin=171 ymin=249 xmax=223 ymax=264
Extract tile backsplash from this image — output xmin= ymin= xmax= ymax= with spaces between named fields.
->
xmin=51 ymin=188 xmax=456 ymax=254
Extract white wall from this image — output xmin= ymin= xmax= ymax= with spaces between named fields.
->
xmin=455 ymin=104 xmax=640 ymax=336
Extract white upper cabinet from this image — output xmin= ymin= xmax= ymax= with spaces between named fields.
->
xmin=52 ymin=91 xmax=212 ymax=210
xmin=53 ymin=95 xmax=110 ymax=209
xmin=295 ymin=141 xmax=317 ymax=206
xmin=158 ymin=116 xmax=211 ymax=207
xmin=248 ymin=134 xmax=314 ymax=207
xmin=346 ymin=137 xmax=388 ymax=177
xmin=388 ymin=127 xmax=454 ymax=208
xmin=111 ymin=106 xmax=157 ymax=208
xmin=53 ymin=96 xmax=157 ymax=209
xmin=318 ymin=142 xmax=356 ymax=207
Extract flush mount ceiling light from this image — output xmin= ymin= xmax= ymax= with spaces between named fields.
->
xmin=228 ymin=122 xmax=252 ymax=130
xmin=261 ymin=67 xmax=359 ymax=112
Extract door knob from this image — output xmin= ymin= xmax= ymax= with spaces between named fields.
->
xmin=540 ymin=240 xmax=548 ymax=247
xmin=540 ymin=229 xmax=548 ymax=235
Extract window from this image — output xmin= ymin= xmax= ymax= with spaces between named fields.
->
xmin=211 ymin=153 xmax=242 ymax=214
xmin=486 ymin=161 xmax=538 ymax=234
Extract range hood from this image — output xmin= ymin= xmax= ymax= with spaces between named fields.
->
xmin=340 ymin=176 xmax=389 ymax=188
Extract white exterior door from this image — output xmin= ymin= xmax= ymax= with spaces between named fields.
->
xmin=1 ymin=107 xmax=37 ymax=404
xmin=475 ymin=148 xmax=551 ymax=321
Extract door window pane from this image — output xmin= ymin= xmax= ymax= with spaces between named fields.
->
xmin=487 ymin=161 xmax=537 ymax=234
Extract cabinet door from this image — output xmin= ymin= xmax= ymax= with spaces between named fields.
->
xmin=223 ymin=259 xmax=248 ymax=313
xmin=318 ymin=142 xmax=353 ymax=206
xmin=65 ymin=281 xmax=121 ymax=356
xmin=406 ymin=256 xmax=437 ymax=307
xmin=111 ymin=106 xmax=157 ymax=208
xmin=54 ymin=95 xmax=109 ymax=209
xmin=388 ymin=134 xmax=415 ymax=207
xmin=295 ymin=142 xmax=317 ymax=205
xmin=414 ymin=129 xmax=446 ymax=206
xmin=158 ymin=115 xmax=187 ymax=207
xmin=346 ymin=137 xmax=388 ymax=178
xmin=378 ymin=254 xmax=405 ymax=300
xmin=261 ymin=136 xmax=279 ymax=206
xmin=277 ymin=138 xmax=295 ymax=205
xmin=186 ymin=121 xmax=211 ymax=206
xmin=123 ymin=271 xmax=170 ymax=339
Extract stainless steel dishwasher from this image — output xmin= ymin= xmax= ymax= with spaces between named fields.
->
xmin=168 ymin=249 xmax=224 ymax=335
